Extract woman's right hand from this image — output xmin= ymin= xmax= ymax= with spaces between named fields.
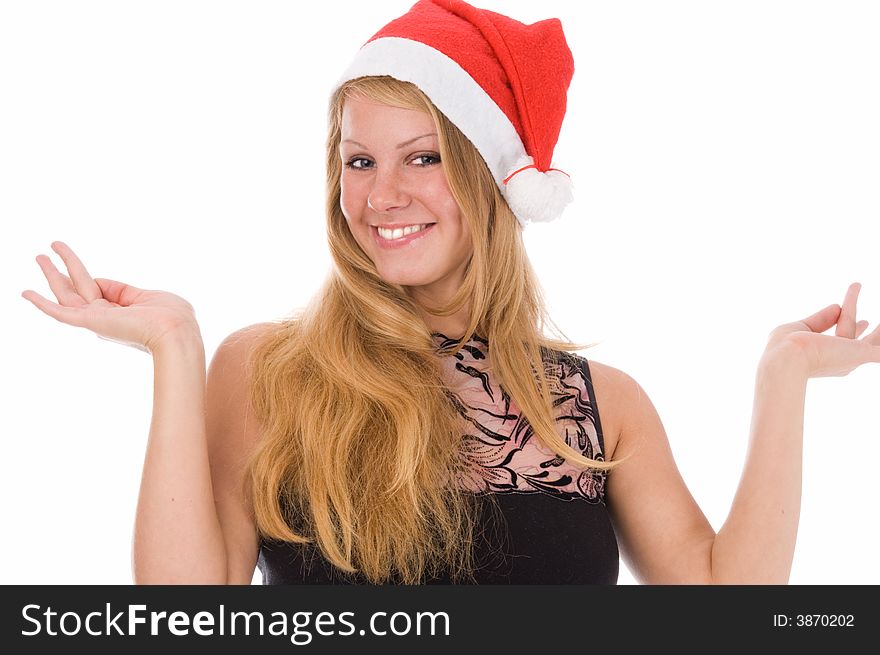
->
xmin=22 ymin=241 xmax=201 ymax=354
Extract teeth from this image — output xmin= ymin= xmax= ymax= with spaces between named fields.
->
xmin=377 ymin=224 xmax=429 ymax=240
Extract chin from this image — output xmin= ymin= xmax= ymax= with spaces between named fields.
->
xmin=374 ymin=267 xmax=435 ymax=288
xmin=380 ymin=275 xmax=434 ymax=288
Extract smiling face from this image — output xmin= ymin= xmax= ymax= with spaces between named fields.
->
xmin=339 ymin=96 xmax=473 ymax=304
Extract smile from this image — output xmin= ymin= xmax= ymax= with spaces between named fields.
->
xmin=372 ymin=223 xmax=436 ymax=249
xmin=377 ymin=224 xmax=431 ymax=240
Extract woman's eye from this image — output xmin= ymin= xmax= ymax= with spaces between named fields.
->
xmin=412 ymin=154 xmax=441 ymax=166
xmin=345 ymin=157 xmax=373 ymax=170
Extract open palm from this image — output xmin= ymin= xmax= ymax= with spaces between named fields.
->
xmin=22 ymin=241 xmax=200 ymax=353
xmin=767 ymin=283 xmax=880 ymax=378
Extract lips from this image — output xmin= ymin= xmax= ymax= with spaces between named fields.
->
xmin=372 ymin=223 xmax=436 ymax=249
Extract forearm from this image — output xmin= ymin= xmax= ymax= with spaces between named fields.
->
xmin=132 ymin=330 xmax=227 ymax=583
xmin=711 ymin=348 xmax=808 ymax=584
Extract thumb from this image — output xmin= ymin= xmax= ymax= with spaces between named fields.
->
xmin=796 ymin=303 xmax=841 ymax=334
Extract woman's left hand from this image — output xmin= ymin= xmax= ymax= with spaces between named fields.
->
xmin=764 ymin=283 xmax=880 ymax=378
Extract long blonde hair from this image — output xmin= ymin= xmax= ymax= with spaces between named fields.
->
xmin=246 ymin=76 xmax=616 ymax=584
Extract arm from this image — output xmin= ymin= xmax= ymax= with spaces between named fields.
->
xmin=23 ymin=242 xmax=264 ymax=584
xmin=203 ymin=324 xmax=272 ymax=584
xmin=599 ymin=284 xmax=878 ymax=584
xmin=133 ymin=323 xmax=270 ymax=584
xmin=709 ymin=348 xmax=807 ymax=583
xmin=132 ymin=329 xmax=227 ymax=583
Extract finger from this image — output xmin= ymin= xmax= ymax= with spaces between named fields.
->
xmin=35 ymin=254 xmax=86 ymax=307
xmin=21 ymin=290 xmax=87 ymax=328
xmin=50 ymin=241 xmax=103 ymax=303
xmin=797 ymin=303 xmax=841 ymax=334
xmin=94 ymin=278 xmax=146 ymax=307
xmin=855 ymin=320 xmax=870 ymax=339
xmin=835 ymin=282 xmax=860 ymax=338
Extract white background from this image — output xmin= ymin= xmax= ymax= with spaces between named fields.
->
xmin=2 ymin=1 xmax=878 ymax=585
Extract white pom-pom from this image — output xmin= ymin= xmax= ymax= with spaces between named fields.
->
xmin=502 ymin=162 xmax=574 ymax=226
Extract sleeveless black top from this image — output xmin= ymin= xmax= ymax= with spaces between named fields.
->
xmin=258 ymin=333 xmax=619 ymax=584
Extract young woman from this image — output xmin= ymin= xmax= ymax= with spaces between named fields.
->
xmin=22 ymin=0 xmax=879 ymax=585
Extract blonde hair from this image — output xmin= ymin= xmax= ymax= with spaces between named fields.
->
xmin=246 ymin=76 xmax=617 ymax=584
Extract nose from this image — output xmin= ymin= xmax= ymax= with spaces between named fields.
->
xmin=367 ymin=167 xmax=411 ymax=213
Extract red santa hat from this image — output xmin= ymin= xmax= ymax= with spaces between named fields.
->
xmin=333 ymin=0 xmax=575 ymax=227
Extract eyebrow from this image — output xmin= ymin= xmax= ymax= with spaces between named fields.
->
xmin=340 ymin=133 xmax=438 ymax=150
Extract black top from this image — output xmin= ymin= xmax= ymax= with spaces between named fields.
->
xmin=258 ymin=334 xmax=619 ymax=585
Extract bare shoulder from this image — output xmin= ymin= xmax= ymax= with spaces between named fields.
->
xmin=210 ymin=322 xmax=279 ymax=375
xmin=206 ymin=321 xmax=283 ymax=444
xmin=581 ymin=358 xmax=647 ymax=461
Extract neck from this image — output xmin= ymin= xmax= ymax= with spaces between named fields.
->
xmin=419 ymin=305 xmax=472 ymax=340
xmin=408 ymin=289 xmax=472 ymax=339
